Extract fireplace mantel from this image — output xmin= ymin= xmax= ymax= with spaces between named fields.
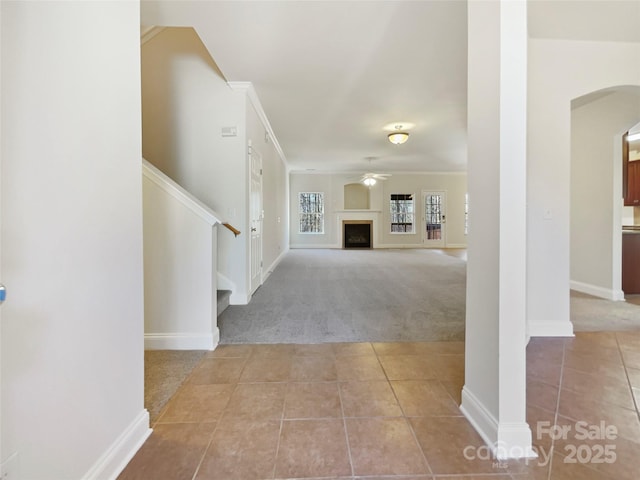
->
xmin=336 ymin=210 xmax=381 ymax=249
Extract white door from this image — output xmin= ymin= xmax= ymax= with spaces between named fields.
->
xmin=423 ymin=191 xmax=446 ymax=248
xmin=249 ymin=141 xmax=263 ymax=295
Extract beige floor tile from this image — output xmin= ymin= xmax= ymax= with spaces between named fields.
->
xmin=561 ymin=366 xmax=635 ymax=410
xmin=284 ymin=382 xmax=342 ymax=419
xmin=339 ymin=381 xmax=403 ymax=417
xmin=335 ymin=355 xmax=387 ymax=381
xmin=440 ymin=378 xmax=464 ymax=405
xmin=626 ymin=366 xmax=640 ymax=388
xmin=568 ymin=331 xmax=620 ymax=350
xmin=431 ymin=354 xmax=465 ymax=382
xmin=331 ymin=342 xmax=375 ymax=356
xmin=621 ymin=348 xmax=640 ymax=370
xmin=372 ymin=342 xmax=427 ymax=356
xmin=557 ymin=390 xmax=640 ymax=444
xmin=223 ymin=383 xmax=286 ymax=420
xmin=118 ymin=422 xmax=215 ymax=480
xmin=562 ymin=348 xmax=627 ymax=382
xmin=290 ymin=354 xmax=337 ymax=381
xmin=391 ymin=380 xmax=461 ymax=417
xmin=294 ymin=343 xmax=335 ymax=356
xmin=416 ymin=341 xmax=465 ymax=355
xmin=616 ymin=331 xmax=640 ymax=350
xmin=527 ymin=378 xmax=560 ymax=413
xmin=548 ymin=451 xmax=618 ymax=479
xmin=250 ymin=343 xmax=296 ymax=358
xmin=239 ymin=355 xmax=292 ymax=382
xmin=157 ymin=384 xmax=234 ymax=423
xmin=410 ymin=416 xmax=498 ymax=475
xmin=274 ymin=419 xmax=352 ymax=478
xmin=187 ymin=357 xmax=246 ymax=385
xmin=196 ymin=418 xmax=280 ymax=480
xmin=207 ymin=344 xmax=253 ymax=358
xmin=378 ymin=355 xmax=438 ymax=380
xmin=346 ymin=417 xmax=429 ymax=476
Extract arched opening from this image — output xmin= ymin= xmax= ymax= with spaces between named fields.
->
xmin=570 ymin=86 xmax=640 ymax=324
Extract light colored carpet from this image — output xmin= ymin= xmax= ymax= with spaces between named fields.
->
xmin=571 ymin=291 xmax=640 ymax=332
xmin=219 ymin=248 xmax=467 ymax=344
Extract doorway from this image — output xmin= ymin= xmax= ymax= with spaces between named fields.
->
xmin=423 ymin=191 xmax=446 ymax=248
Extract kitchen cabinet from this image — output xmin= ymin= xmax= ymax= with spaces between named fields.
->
xmin=624 ymin=160 xmax=640 ymax=206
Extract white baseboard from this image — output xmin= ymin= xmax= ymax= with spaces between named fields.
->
xmin=289 ymin=244 xmax=337 ymax=249
xmin=446 ymin=243 xmax=468 ymax=248
xmin=460 ymin=387 xmax=536 ymax=459
xmin=263 ymin=248 xmax=289 ymax=282
xmin=527 ymin=320 xmax=574 ymax=338
xmin=81 ymin=409 xmax=152 ymax=480
xmin=460 ymin=386 xmax=499 ymax=450
xmin=229 ymin=292 xmax=250 ymax=305
xmin=144 ymin=331 xmax=217 ymax=350
xmin=570 ymin=280 xmax=625 ymax=301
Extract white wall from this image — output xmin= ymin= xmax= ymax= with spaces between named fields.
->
xmin=141 ymin=28 xmax=249 ymax=302
xmin=143 ymin=164 xmax=220 ymax=350
xmin=1 ymin=2 xmax=148 ymax=479
xmin=528 ymin=39 xmax=640 ymax=335
xmin=570 ymin=89 xmax=640 ymax=300
xmin=290 ymin=172 xmax=467 ymax=248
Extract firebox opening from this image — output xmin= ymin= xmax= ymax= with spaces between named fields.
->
xmin=343 ymin=221 xmax=372 ymax=249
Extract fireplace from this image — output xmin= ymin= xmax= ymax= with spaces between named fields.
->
xmin=343 ymin=221 xmax=372 ymax=249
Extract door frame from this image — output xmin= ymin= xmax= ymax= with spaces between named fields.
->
xmin=248 ymin=140 xmax=263 ymax=295
xmin=422 ymin=190 xmax=447 ymax=248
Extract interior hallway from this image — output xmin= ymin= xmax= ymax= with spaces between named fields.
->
xmin=120 ymin=332 xmax=640 ymax=480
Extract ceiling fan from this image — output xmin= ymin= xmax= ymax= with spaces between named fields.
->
xmin=359 ymin=172 xmax=391 ymax=186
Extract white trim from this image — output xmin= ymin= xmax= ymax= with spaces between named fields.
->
xmin=229 ymin=293 xmax=250 ymax=305
xmin=142 ymin=159 xmax=224 ymax=226
xmin=263 ymin=248 xmax=289 ymax=283
xmin=527 ymin=320 xmax=574 ymax=338
xmin=570 ymin=280 xmax=625 ymax=301
xmin=81 ymin=410 xmax=151 ymax=480
xmin=227 ymin=81 xmax=289 ymax=168
xmin=144 ymin=331 xmax=218 ymax=350
xmin=289 ymin=244 xmax=337 ymax=249
xmin=460 ymin=387 xmax=537 ymax=460
xmin=460 ymin=386 xmax=499 ymax=451
xmin=446 ymin=243 xmax=468 ymax=249
xmin=140 ymin=26 xmax=165 ymax=45
xmin=216 ymin=272 xmax=236 ymax=292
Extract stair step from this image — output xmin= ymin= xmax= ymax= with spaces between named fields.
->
xmin=217 ymin=290 xmax=231 ymax=317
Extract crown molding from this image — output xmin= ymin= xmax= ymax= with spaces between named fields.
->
xmin=228 ymin=81 xmax=289 ymax=169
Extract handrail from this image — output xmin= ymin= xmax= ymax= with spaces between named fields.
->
xmin=223 ymin=223 xmax=241 ymax=237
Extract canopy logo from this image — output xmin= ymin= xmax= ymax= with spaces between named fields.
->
xmin=462 ymin=420 xmax=618 ymax=468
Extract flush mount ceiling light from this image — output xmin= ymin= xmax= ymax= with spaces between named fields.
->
xmin=388 ymin=125 xmax=409 ymax=145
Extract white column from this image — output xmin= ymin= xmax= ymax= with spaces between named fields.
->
xmin=461 ymin=0 xmax=535 ymax=459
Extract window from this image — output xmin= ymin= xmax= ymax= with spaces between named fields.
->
xmin=390 ymin=193 xmax=414 ymax=233
xmin=299 ymin=192 xmax=324 ymax=233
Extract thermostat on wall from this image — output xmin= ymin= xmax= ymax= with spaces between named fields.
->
xmin=221 ymin=126 xmax=237 ymax=137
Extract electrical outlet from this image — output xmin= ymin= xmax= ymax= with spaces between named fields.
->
xmin=1 ymin=452 xmax=19 ymax=480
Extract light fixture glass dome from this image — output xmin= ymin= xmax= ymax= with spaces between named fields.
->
xmin=388 ymin=131 xmax=409 ymax=145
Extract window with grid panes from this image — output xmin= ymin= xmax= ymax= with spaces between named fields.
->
xmin=390 ymin=193 xmax=415 ymax=233
xmin=299 ymin=192 xmax=324 ymax=233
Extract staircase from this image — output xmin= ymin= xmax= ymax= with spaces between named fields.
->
xmin=217 ymin=290 xmax=231 ymax=317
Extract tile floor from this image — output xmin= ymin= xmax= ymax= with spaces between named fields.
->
xmin=118 ymin=332 xmax=640 ymax=480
